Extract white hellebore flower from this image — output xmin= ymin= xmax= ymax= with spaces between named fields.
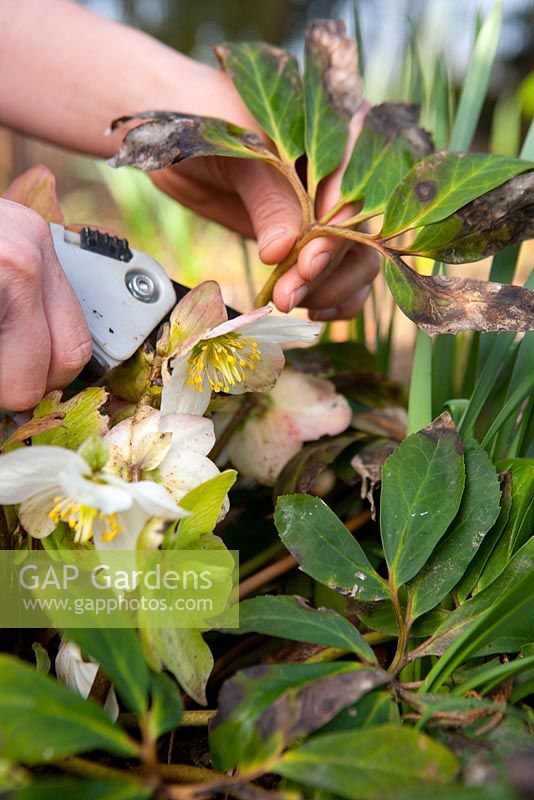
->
xmin=160 ymin=281 xmax=322 ymax=417
xmin=214 ymin=368 xmax=352 ymax=486
xmin=104 ymin=405 xmax=227 ymax=514
xmin=55 ymin=639 xmax=119 ymax=721
xmin=0 ymin=444 xmax=188 ymax=548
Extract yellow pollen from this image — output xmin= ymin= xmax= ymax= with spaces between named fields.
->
xmin=49 ymin=497 xmax=122 ymax=543
xmin=187 ymin=332 xmax=261 ymax=393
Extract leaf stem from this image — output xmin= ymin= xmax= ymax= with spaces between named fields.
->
xmin=209 ymin=395 xmax=256 ymax=461
xmin=59 ymin=756 xmax=144 ymax=782
xmin=270 ymin=159 xmax=314 ymax=227
xmin=182 ymin=709 xmax=217 ymax=726
xmin=388 ymin=581 xmax=412 ymax=675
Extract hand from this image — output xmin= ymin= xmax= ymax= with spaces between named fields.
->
xmin=0 ymin=199 xmax=91 ymax=410
xmin=148 ymin=67 xmax=379 ymax=320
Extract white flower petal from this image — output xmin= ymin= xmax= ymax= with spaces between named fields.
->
xmin=0 ymin=446 xmax=88 ymax=504
xmin=157 ymin=450 xmax=221 ymax=503
xmin=205 ymin=306 xmax=271 ymax=339
xmin=159 ymin=414 xmax=216 ymax=458
xmin=271 ymin=370 xmax=352 ymax=440
xmin=92 ymin=503 xmax=147 ymax=551
xmin=244 ymin=316 xmax=322 ymax=344
xmin=161 ymin=355 xmax=211 ymax=417
xmin=55 ymin=640 xmax=119 ymax=720
xmin=18 ymin=488 xmax=58 ymax=539
xmin=123 ymin=479 xmax=189 ymax=519
xmin=227 ymin=409 xmax=302 ymax=486
xmin=59 ymin=471 xmax=133 ymax=514
xmin=169 ymin=281 xmax=228 ymax=354
xmin=228 ymin=340 xmax=284 ymax=395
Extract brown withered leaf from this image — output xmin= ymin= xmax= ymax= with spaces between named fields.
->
xmin=351 ymin=439 xmax=398 ymax=516
xmin=305 ymin=20 xmax=362 ymax=118
xmin=108 ymin=111 xmax=273 ymax=171
xmin=0 ymin=412 xmax=66 ymax=452
xmin=384 ymin=253 xmax=534 ymax=335
xmin=3 ymin=165 xmax=64 ymax=224
xmin=409 ymin=170 xmax=534 ymax=262
xmin=366 ymin=102 xmax=433 ymax=158
xmin=351 ymin=407 xmax=407 ymax=442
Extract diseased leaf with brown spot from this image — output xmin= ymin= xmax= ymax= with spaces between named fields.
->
xmin=340 ymin=103 xmax=433 ymax=213
xmin=381 ymin=151 xmax=534 ymax=237
xmin=210 ymin=662 xmax=390 ymax=771
xmin=274 ymin=432 xmax=360 ymax=498
xmin=304 ymin=20 xmax=362 ymax=192
xmin=32 ymin=388 xmax=109 ymax=450
xmin=215 ymin=42 xmax=304 ymax=162
xmin=0 ymin=413 xmax=66 ymax=452
xmin=351 ymin=439 xmax=398 ymax=517
xmin=384 ymin=254 xmax=534 ymax=335
xmin=408 ymin=171 xmax=534 ymax=262
xmin=108 ymin=112 xmax=275 ymax=171
xmin=3 ymin=165 xmax=64 ymax=224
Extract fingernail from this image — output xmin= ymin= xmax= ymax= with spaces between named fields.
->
xmin=312 ymin=307 xmax=338 ymax=321
xmin=289 ymin=285 xmax=308 ymax=310
xmin=309 ymin=251 xmax=332 ymax=279
xmin=258 ymin=225 xmax=287 ymax=252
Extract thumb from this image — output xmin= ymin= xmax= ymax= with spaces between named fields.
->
xmin=227 ymin=159 xmax=303 ymax=264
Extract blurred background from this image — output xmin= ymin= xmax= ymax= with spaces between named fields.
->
xmin=1 ymin=0 xmax=533 ymax=384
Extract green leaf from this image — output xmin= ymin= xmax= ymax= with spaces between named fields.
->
xmin=381 ymin=152 xmax=533 ymax=237
xmin=0 ymin=656 xmax=137 ymax=764
xmin=276 ymin=725 xmax=458 ymax=799
xmin=477 ymin=459 xmax=534 ymax=591
xmin=109 ymin=112 xmax=276 ymax=171
xmin=408 ymin=172 xmax=534 ymax=263
xmin=421 ymin=567 xmax=534 ymax=692
xmin=215 ymin=42 xmax=304 ymax=162
xmin=32 ymin=388 xmax=108 ymax=450
xmin=151 ymin=628 xmax=212 ymax=706
xmin=451 ymin=653 xmax=534 ymax=696
xmin=236 ymin=595 xmax=376 ymax=663
xmin=409 ymin=438 xmax=501 ymax=619
xmin=417 ymin=538 xmax=534 ymax=657
xmin=147 ymin=672 xmax=183 ymax=740
xmin=390 ymin=787 xmax=518 ymax=800
xmin=384 ymin=255 xmax=534 ymax=335
xmin=455 ymin=469 xmax=513 ymax=603
xmin=318 ymin=690 xmax=400 ymax=734
xmin=275 ymin=495 xmax=388 ymax=601
xmin=380 ymin=412 xmax=465 ymax=586
xmin=340 ymin=103 xmax=433 ymax=213
xmin=170 ymin=470 xmax=237 ymax=548
xmin=210 ymin=662 xmax=389 ymax=771
xmin=62 ymin=628 xmax=150 ymax=715
xmin=304 ymin=20 xmax=361 ymax=193
xmin=13 ymin=780 xmax=151 ymax=800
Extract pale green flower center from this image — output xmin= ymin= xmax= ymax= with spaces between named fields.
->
xmin=187 ymin=333 xmax=261 ymax=393
xmin=49 ymin=496 xmax=121 ymax=543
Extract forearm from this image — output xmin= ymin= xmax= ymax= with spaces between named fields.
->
xmin=0 ymin=0 xmax=247 ymax=158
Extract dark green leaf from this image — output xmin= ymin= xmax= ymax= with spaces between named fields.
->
xmin=408 ymin=172 xmax=534 ymax=262
xmin=108 ymin=112 xmax=274 ymax=171
xmin=318 ymin=690 xmax=400 ymax=734
xmin=276 ymin=725 xmax=458 ymax=799
xmin=389 ymin=787 xmax=519 ymax=800
xmin=13 ymin=780 xmax=151 ymax=800
xmin=304 ymin=20 xmax=361 ymax=192
xmin=147 ymin=672 xmax=183 ymax=740
xmin=236 ymin=595 xmax=376 ymax=662
xmin=0 ymin=656 xmax=137 ymax=764
xmin=62 ymin=628 xmax=150 ymax=715
xmin=414 ymin=537 xmax=534 ymax=661
xmin=380 ymin=412 xmax=465 ymax=586
xmin=384 ymin=254 xmax=534 ymax=335
xmin=274 ymin=433 xmax=359 ymax=498
xmin=477 ymin=458 xmax=534 ymax=589
xmin=455 ymin=470 xmax=513 ymax=603
xmin=381 ymin=152 xmax=533 ymax=237
xmin=340 ymin=103 xmax=433 ymax=212
xmin=409 ymin=438 xmax=501 ymax=619
xmin=215 ymin=42 xmax=304 ymax=162
xmin=275 ymin=495 xmax=388 ymax=601
xmin=210 ymin=662 xmax=389 ymax=771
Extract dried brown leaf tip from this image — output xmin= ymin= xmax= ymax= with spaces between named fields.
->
xmin=420 ymin=411 xmax=462 ymax=449
xmin=305 ymin=20 xmax=362 ymax=117
xmin=366 ymin=103 xmax=433 ymax=157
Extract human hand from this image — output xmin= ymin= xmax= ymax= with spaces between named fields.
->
xmin=148 ymin=66 xmax=379 ymax=320
xmin=0 ymin=199 xmax=91 ymax=410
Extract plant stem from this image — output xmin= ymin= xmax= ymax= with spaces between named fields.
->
xmin=270 ymin=159 xmax=314 ymax=227
xmin=182 ymin=709 xmax=217 ymax=726
xmin=388 ymin=581 xmax=411 ymax=675
xmin=60 ymin=756 xmax=143 ymax=782
xmin=209 ymin=395 xmax=256 ymax=461
xmin=239 ymin=553 xmax=298 ymax=598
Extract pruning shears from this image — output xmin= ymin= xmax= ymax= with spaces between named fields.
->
xmin=49 ymin=223 xmax=236 ymax=380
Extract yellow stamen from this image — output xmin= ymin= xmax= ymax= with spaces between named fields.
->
xmin=187 ymin=332 xmax=261 ymax=394
xmin=49 ymin=497 xmax=121 ymax=543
